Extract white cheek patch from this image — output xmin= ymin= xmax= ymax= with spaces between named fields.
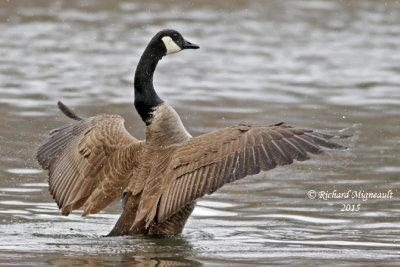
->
xmin=161 ymin=36 xmax=181 ymax=55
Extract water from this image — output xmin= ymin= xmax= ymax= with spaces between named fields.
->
xmin=1 ymin=0 xmax=399 ymax=265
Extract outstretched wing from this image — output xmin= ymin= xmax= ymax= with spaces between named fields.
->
xmin=137 ymin=123 xmax=345 ymax=226
xmin=37 ymin=114 xmax=143 ymax=216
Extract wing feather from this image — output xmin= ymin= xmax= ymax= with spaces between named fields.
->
xmin=152 ymin=123 xmax=345 ymax=224
xmin=37 ymin=113 xmax=143 ymax=216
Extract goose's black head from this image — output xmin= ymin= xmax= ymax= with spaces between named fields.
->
xmin=148 ymin=29 xmax=200 ymax=58
xmin=134 ymin=29 xmax=199 ymax=125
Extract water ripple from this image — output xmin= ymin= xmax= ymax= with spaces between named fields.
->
xmin=0 ymin=0 xmax=399 ymax=265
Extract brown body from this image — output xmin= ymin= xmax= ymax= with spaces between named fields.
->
xmin=36 ymin=30 xmax=345 ymax=235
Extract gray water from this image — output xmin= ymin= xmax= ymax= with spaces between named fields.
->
xmin=1 ymin=0 xmax=400 ymax=265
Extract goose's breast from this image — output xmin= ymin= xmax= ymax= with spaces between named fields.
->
xmin=146 ymin=102 xmax=191 ymax=145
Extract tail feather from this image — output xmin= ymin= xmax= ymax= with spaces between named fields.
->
xmin=57 ymin=101 xmax=82 ymax=121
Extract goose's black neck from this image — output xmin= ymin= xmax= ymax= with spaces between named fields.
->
xmin=134 ymin=42 xmax=165 ymax=125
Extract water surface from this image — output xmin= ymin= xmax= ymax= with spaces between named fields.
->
xmin=0 ymin=0 xmax=399 ymax=265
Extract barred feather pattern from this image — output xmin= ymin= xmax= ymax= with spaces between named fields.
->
xmin=37 ymin=103 xmax=345 ymax=236
xmin=134 ymin=123 xmax=345 ymax=226
xmin=36 ymin=114 xmax=142 ymax=216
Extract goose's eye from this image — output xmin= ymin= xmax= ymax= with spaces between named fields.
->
xmin=173 ymin=33 xmax=178 ymax=38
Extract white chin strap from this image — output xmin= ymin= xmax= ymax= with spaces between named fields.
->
xmin=162 ymin=36 xmax=182 ymax=55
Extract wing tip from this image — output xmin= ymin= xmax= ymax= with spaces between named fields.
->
xmin=36 ymin=150 xmax=47 ymax=169
xmin=61 ymin=207 xmax=71 ymax=216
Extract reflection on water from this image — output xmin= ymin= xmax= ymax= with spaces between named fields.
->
xmin=1 ymin=0 xmax=400 ymax=265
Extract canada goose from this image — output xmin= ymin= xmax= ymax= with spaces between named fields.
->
xmin=37 ymin=29 xmax=345 ymax=236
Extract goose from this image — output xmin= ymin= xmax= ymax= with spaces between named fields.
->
xmin=37 ymin=29 xmax=345 ymax=236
